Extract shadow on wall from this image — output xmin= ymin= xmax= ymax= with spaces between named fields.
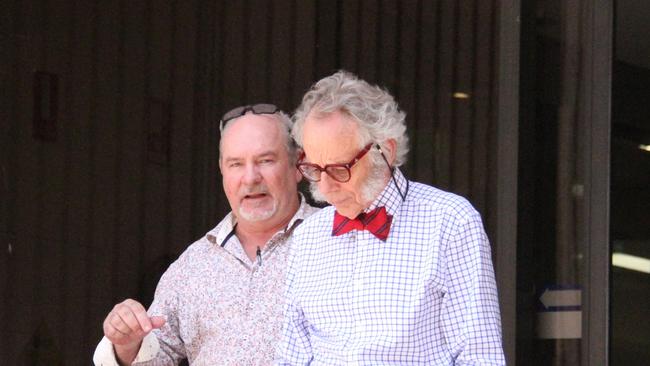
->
xmin=138 ymin=253 xmax=176 ymax=308
xmin=19 ymin=321 xmax=64 ymax=366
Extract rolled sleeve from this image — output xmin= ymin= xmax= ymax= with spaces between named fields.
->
xmin=92 ymin=333 xmax=159 ymax=366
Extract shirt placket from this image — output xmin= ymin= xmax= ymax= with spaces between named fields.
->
xmin=346 ymin=231 xmax=366 ymax=366
xmin=237 ymin=269 xmax=254 ymax=365
xmin=218 ymin=236 xmax=257 ymax=364
xmin=241 ymin=238 xmax=278 ymax=365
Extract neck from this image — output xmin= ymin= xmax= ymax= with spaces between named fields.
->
xmin=235 ymin=197 xmax=300 ymax=259
xmin=236 ymin=216 xmax=291 ymax=262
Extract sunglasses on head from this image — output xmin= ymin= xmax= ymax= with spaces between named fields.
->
xmin=219 ymin=103 xmax=280 ymax=131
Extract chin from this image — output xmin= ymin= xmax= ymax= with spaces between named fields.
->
xmin=333 ymin=205 xmax=363 ymax=219
xmin=239 ymin=211 xmax=275 ymax=222
xmin=238 ymin=204 xmax=277 ymax=222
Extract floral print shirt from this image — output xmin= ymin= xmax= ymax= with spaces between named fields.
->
xmin=94 ymin=197 xmax=318 ymax=366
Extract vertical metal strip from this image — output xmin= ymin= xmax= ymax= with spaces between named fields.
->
xmin=582 ymin=1 xmax=612 ymax=364
xmin=495 ymin=0 xmax=520 ymax=364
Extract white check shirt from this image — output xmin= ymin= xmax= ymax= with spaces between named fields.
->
xmin=276 ymin=169 xmax=505 ymax=365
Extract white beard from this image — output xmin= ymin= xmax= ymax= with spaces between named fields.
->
xmin=310 ymin=160 xmax=387 ymax=207
xmin=237 ymin=185 xmax=278 ymax=222
xmin=238 ymin=202 xmax=277 ymax=222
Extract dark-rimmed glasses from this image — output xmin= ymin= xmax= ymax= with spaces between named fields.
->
xmin=219 ymin=103 xmax=279 ymax=131
xmin=297 ymin=143 xmax=374 ymax=183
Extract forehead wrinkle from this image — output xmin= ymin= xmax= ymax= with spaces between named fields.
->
xmin=303 ymin=129 xmax=361 ymax=166
xmin=221 ymin=115 xmax=284 ymax=156
xmin=223 ymin=148 xmax=281 ymax=163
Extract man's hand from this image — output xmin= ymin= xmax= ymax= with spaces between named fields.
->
xmin=103 ymin=299 xmax=166 ymax=364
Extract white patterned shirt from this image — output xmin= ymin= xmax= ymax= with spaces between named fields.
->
xmin=276 ymin=169 xmax=505 ymax=365
xmin=94 ymin=196 xmax=318 ymax=366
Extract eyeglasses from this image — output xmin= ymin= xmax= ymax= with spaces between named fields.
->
xmin=297 ymin=143 xmax=374 ymax=183
xmin=219 ymin=103 xmax=279 ymax=131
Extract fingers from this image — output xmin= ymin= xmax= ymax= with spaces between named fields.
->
xmin=150 ymin=316 xmax=166 ymax=329
xmin=103 ymin=299 xmax=159 ymax=347
xmin=126 ymin=300 xmax=154 ymax=332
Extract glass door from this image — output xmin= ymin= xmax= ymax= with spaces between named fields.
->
xmin=517 ymin=1 xmax=611 ymax=364
xmin=610 ymin=1 xmax=650 ymax=364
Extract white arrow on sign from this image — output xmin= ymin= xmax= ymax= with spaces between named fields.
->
xmin=540 ymin=288 xmax=581 ymax=308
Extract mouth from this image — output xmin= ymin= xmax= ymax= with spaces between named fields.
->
xmin=328 ymin=196 xmax=349 ymax=206
xmin=243 ymin=193 xmax=268 ymax=200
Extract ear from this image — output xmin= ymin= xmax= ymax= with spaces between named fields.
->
xmin=381 ymin=138 xmax=398 ymax=166
xmin=293 ymin=148 xmax=304 ymax=183
xmin=294 ymin=166 xmax=303 ymax=183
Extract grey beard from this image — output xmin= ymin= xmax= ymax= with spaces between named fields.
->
xmin=237 ymin=184 xmax=277 ymax=222
xmin=238 ymin=200 xmax=277 ymax=222
xmin=309 ymin=161 xmax=388 ymax=208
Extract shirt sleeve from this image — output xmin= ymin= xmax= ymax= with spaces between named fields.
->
xmin=130 ymin=263 xmax=188 ymax=365
xmin=93 ymin=260 xmax=188 ymax=366
xmin=274 ymin=233 xmax=314 ymax=366
xmin=441 ymin=207 xmax=506 ymax=365
xmin=92 ymin=333 xmax=159 ymax=366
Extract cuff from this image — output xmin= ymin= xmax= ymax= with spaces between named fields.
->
xmin=93 ymin=333 xmax=160 ymax=365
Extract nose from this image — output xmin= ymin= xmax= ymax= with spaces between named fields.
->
xmin=242 ymin=164 xmax=262 ymax=185
xmin=317 ymin=172 xmax=338 ymax=194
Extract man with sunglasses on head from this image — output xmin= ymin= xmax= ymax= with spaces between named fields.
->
xmin=275 ymin=71 xmax=505 ymax=365
xmin=93 ymin=104 xmax=318 ymax=365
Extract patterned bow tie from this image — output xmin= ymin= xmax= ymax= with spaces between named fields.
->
xmin=332 ymin=206 xmax=393 ymax=241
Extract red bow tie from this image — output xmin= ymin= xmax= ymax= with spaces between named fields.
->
xmin=332 ymin=206 xmax=393 ymax=241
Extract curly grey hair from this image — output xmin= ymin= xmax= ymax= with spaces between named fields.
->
xmin=292 ymin=70 xmax=409 ymax=167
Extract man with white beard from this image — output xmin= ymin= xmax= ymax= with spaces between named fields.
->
xmin=276 ymin=72 xmax=505 ymax=365
xmin=93 ymin=104 xmax=318 ymax=365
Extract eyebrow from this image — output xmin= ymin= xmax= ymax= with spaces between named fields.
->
xmin=223 ymin=150 xmax=279 ymax=163
xmin=304 ymin=152 xmax=354 ymax=165
xmin=255 ymin=151 xmax=279 ymax=160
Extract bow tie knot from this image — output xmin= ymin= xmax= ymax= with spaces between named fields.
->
xmin=332 ymin=206 xmax=393 ymax=241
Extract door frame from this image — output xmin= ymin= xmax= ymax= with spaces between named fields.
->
xmin=580 ymin=0 xmax=612 ymax=364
